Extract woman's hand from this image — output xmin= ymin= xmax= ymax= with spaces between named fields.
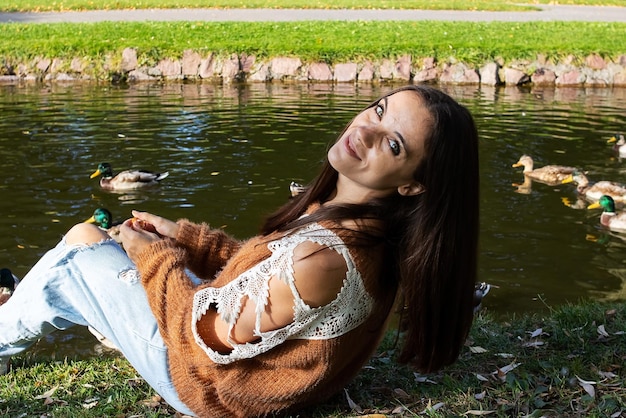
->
xmin=119 ymin=211 xmax=179 ymax=262
xmin=130 ymin=210 xmax=180 ymax=239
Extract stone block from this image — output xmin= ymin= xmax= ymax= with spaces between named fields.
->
xmin=334 ymin=63 xmax=357 ymax=82
xmin=308 ymin=62 xmax=332 ymax=81
xmin=121 ymin=48 xmax=137 ymax=73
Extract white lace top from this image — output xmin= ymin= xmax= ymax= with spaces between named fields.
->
xmin=191 ymin=222 xmax=374 ymax=365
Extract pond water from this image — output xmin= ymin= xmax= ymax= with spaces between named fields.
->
xmin=1 ymin=81 xmax=626 ymax=360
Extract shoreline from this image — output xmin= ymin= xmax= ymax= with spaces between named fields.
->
xmin=1 ymin=49 xmax=625 ymax=87
xmin=2 ymin=6 xmax=625 ymax=87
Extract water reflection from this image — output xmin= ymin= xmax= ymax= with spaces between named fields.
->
xmin=1 ymin=82 xmax=626 ymax=360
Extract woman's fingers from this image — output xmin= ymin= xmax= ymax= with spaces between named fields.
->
xmin=131 ymin=210 xmax=179 ymax=238
xmin=119 ymin=221 xmax=161 ymax=261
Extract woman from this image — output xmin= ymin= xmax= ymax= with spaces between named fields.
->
xmin=0 ymin=85 xmax=479 ymax=417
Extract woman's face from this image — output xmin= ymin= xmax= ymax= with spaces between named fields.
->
xmin=327 ymin=90 xmax=432 ymax=202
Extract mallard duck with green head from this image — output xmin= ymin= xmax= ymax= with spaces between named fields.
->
xmin=562 ymin=170 xmax=626 ymax=205
xmin=588 ymin=195 xmax=626 ymax=233
xmin=512 ymin=155 xmax=576 ymax=186
xmin=90 ymin=162 xmax=169 ymax=191
xmin=607 ymin=134 xmax=626 ymax=158
xmin=84 ymin=208 xmax=122 ymax=243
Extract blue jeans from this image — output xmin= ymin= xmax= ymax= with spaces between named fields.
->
xmin=0 ymin=238 xmax=196 ymax=416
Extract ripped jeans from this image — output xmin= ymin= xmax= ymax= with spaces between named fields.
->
xmin=0 ymin=238 xmax=196 ymax=416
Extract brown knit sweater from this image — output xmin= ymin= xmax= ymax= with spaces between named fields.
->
xmin=134 ymin=219 xmax=396 ymax=418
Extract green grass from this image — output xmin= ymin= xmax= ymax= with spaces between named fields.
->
xmin=2 ymin=301 xmax=625 ymax=417
xmin=4 ymin=0 xmax=623 ymax=13
xmin=1 ymin=20 xmax=625 ymax=69
xmin=2 ymin=0 xmax=624 ymax=73
xmin=1 ymin=0 xmax=625 ymax=415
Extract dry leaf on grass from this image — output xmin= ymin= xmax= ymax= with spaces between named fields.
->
xmin=414 ymin=372 xmax=437 ymax=384
xmin=463 ymin=409 xmax=495 ymax=415
xmin=420 ymin=400 xmax=444 ymax=414
xmin=492 ymin=362 xmax=521 ymax=381
xmin=522 ymin=340 xmax=544 ymax=348
xmin=576 ymin=375 xmax=596 ymax=398
xmin=393 ymin=388 xmax=410 ymax=399
xmin=597 ymin=370 xmax=618 ymax=379
xmin=82 ymin=399 xmax=98 ymax=409
xmin=34 ymin=386 xmax=59 ymax=400
xmin=597 ymin=324 xmax=610 ymax=338
xmin=495 ymin=352 xmax=514 ymax=358
xmin=344 ymin=389 xmax=363 ymax=414
xmin=475 ymin=373 xmax=489 ymax=382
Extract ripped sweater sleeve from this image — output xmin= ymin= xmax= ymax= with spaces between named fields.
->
xmin=174 ymin=219 xmax=242 ymax=278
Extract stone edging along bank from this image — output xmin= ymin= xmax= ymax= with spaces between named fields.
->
xmin=1 ymin=48 xmax=626 ymax=86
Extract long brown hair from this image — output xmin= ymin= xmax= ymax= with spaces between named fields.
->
xmin=261 ymin=85 xmax=479 ymax=372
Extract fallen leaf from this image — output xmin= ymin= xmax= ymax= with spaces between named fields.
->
xmin=344 ymin=389 xmax=363 ymax=414
xmin=140 ymin=399 xmax=160 ymax=408
xmin=82 ymin=400 xmax=98 ymax=409
xmin=598 ymin=370 xmax=617 ymax=379
xmin=431 ymin=402 xmax=445 ymax=411
xmin=597 ymin=324 xmax=610 ymax=338
xmin=529 ymin=328 xmax=543 ymax=338
xmin=393 ymin=388 xmax=410 ymax=399
xmin=576 ymin=375 xmax=597 ymax=385
xmin=576 ymin=375 xmax=596 ymax=398
xmin=522 ymin=340 xmax=544 ymax=347
xmin=476 ymin=374 xmax=489 ymax=382
xmin=420 ymin=400 xmax=444 ymax=414
xmin=414 ymin=373 xmax=438 ymax=384
xmin=464 ymin=410 xmax=495 ymax=415
xmin=34 ymin=386 xmax=59 ymax=400
xmin=498 ymin=362 xmax=522 ymax=375
xmin=470 ymin=346 xmax=488 ymax=354
xmin=579 ymin=381 xmax=595 ymax=397
xmin=475 ymin=391 xmax=486 ymax=400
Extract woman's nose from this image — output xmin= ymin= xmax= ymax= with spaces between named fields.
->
xmin=357 ymin=125 xmax=379 ymax=147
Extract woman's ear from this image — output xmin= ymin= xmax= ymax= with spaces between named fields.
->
xmin=397 ymin=182 xmax=425 ymax=196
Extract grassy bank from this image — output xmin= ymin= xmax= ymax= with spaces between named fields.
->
xmin=1 ymin=301 xmax=625 ymax=417
xmin=2 ymin=1 xmax=625 ymax=75
xmin=1 ymin=21 xmax=625 ymax=68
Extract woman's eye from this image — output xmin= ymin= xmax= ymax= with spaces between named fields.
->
xmin=388 ymin=139 xmax=400 ymax=155
xmin=375 ymin=104 xmax=384 ymax=119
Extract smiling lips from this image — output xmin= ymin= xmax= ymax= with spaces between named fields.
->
xmin=345 ymin=134 xmax=361 ymax=160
